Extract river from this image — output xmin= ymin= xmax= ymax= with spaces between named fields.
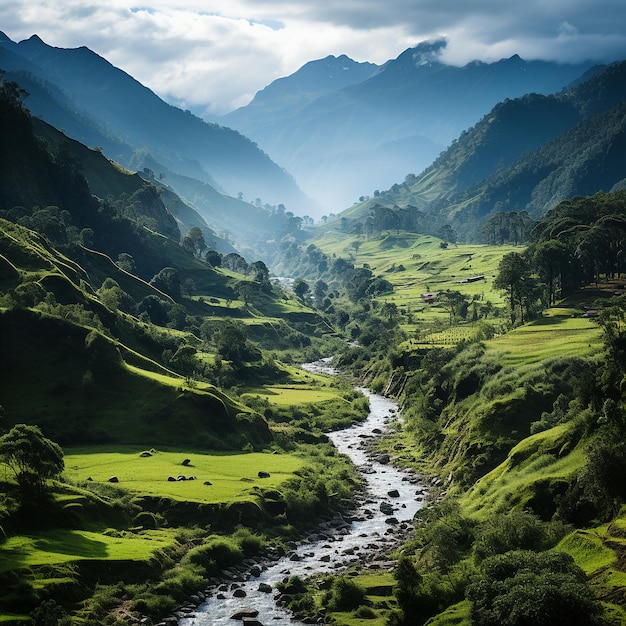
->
xmin=179 ymin=359 xmax=425 ymax=625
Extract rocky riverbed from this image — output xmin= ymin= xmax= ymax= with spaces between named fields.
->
xmin=175 ymin=365 xmax=426 ymax=626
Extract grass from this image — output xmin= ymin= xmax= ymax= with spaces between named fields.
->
xmin=0 ymin=528 xmax=173 ymax=573
xmin=320 ymin=572 xmax=396 ymax=626
xmin=243 ymin=386 xmax=340 ymax=405
xmin=485 ymin=308 xmax=603 ymax=365
xmin=63 ymin=447 xmax=305 ymax=503
xmin=424 ymin=600 xmax=471 ymax=625
xmin=460 ymin=423 xmax=585 ymax=520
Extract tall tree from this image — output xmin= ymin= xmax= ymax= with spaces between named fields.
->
xmin=0 ymin=424 xmax=64 ymax=501
xmin=494 ymin=252 xmax=534 ymax=325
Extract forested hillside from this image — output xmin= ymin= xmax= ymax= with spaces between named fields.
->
xmin=341 ymin=60 xmax=626 ymax=242
xmin=0 ymin=32 xmax=312 ymax=226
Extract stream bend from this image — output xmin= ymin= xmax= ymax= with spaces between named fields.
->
xmin=180 ymin=360 xmax=425 ymax=625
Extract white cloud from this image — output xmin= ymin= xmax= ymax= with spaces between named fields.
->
xmin=1 ymin=0 xmax=626 ymax=115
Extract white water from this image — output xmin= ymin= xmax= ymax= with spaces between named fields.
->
xmin=180 ymin=361 xmax=424 ymax=625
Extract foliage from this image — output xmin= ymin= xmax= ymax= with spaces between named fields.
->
xmin=0 ymin=424 xmax=64 ymax=501
xmin=323 ymin=576 xmax=367 ymax=612
xmin=467 ymin=550 xmax=604 ymax=626
xmin=473 ymin=510 xmax=567 ymax=563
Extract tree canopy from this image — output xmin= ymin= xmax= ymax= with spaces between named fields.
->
xmin=0 ymin=424 xmax=64 ymax=499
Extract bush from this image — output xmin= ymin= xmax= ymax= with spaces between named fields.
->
xmin=131 ymin=594 xmax=176 ymax=618
xmin=325 ymin=576 xmax=367 ymax=612
xmin=467 ymin=550 xmax=604 ymax=626
xmin=181 ymin=537 xmax=243 ymax=575
xmin=354 ymin=605 xmax=377 ymax=619
xmin=233 ymin=526 xmax=265 ymax=556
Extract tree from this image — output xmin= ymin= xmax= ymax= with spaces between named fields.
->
xmin=183 ymin=226 xmax=207 ymax=258
xmin=0 ymin=424 xmax=64 ymax=500
xmin=380 ymin=301 xmax=399 ymax=322
xmin=149 ymin=267 xmax=181 ymax=301
xmin=439 ymin=290 xmax=468 ymax=325
xmin=170 ymin=344 xmax=198 ymax=384
xmin=213 ymin=320 xmax=260 ymax=365
xmin=293 ymin=278 xmax=310 ymax=302
xmin=467 ymin=550 xmax=603 ymax=626
xmin=493 ymin=252 xmax=538 ymax=325
xmin=531 ymin=240 xmax=571 ymax=306
xmin=205 ymin=249 xmax=222 ymax=267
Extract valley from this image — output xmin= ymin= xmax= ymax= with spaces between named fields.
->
xmin=1 ymin=31 xmax=626 ymax=626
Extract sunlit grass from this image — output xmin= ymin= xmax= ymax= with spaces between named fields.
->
xmin=243 ymin=386 xmax=340 ymax=405
xmin=461 ymin=424 xmax=585 ymax=519
xmin=63 ymin=447 xmax=304 ymax=503
xmin=485 ymin=309 xmax=602 ymax=365
xmin=0 ymin=528 xmax=173 ymax=572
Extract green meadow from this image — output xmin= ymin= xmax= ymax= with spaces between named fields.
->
xmin=63 ymin=448 xmax=304 ymax=503
xmin=314 ymin=230 xmax=518 ymax=336
xmin=460 ymin=423 xmax=586 ymax=520
xmin=485 ymin=307 xmax=603 ymax=365
xmin=0 ymin=528 xmax=173 ymax=573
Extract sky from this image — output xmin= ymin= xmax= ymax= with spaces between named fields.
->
xmin=2 ymin=0 xmax=626 ymax=118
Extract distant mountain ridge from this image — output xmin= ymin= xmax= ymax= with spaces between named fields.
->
xmin=0 ymin=32 xmax=311 ymax=217
xmin=340 ymin=60 xmax=626 ymax=241
xmin=219 ymin=40 xmax=595 ymax=214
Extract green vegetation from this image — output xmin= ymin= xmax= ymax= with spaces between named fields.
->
xmin=3 ymin=64 xmax=626 ymax=626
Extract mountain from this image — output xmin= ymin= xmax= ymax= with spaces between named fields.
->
xmin=338 ymin=60 xmax=626 ymax=241
xmin=0 ymin=32 xmax=312 ymax=221
xmin=219 ymin=40 xmax=594 ymax=214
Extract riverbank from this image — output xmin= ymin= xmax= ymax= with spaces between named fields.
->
xmin=178 ymin=382 xmax=426 ymax=626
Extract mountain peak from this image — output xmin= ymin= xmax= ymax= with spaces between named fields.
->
xmin=410 ymin=38 xmax=447 ymax=66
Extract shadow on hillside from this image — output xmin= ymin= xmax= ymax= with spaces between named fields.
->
xmin=33 ymin=529 xmax=108 ymax=558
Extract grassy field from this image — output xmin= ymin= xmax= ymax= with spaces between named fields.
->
xmin=485 ymin=307 xmax=603 ymax=365
xmin=314 ymin=230 xmax=518 ymax=335
xmin=242 ymin=364 xmax=343 ymax=406
xmin=63 ymin=448 xmax=305 ymax=503
xmin=0 ymin=528 xmax=173 ymax=573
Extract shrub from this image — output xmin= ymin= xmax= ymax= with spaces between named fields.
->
xmin=181 ymin=537 xmax=243 ymax=575
xmin=233 ymin=526 xmax=265 ymax=556
xmin=467 ymin=550 xmax=604 ymax=626
xmin=131 ymin=594 xmax=176 ymax=618
xmin=325 ymin=576 xmax=367 ymax=612
xmin=354 ymin=605 xmax=377 ymax=619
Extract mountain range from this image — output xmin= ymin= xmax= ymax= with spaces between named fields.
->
xmin=1 ymin=32 xmax=624 ymax=251
xmin=340 ymin=59 xmax=626 ymax=241
xmin=0 ymin=32 xmax=313 ymax=237
xmin=219 ymin=40 xmax=596 ymax=214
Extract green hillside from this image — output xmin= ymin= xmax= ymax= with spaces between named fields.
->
xmin=338 ymin=60 xmax=626 ymax=241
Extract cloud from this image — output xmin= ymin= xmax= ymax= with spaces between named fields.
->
xmin=1 ymin=0 xmax=626 ymax=116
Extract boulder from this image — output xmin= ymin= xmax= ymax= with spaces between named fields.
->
xmin=182 ymin=458 xmax=192 ymax=466
xmin=258 ymin=582 xmax=273 ymax=593
xmin=108 ymin=476 xmax=119 ymax=483
xmin=230 ymin=609 xmax=259 ymax=620
xmin=233 ymin=588 xmax=247 ymax=598
xmin=258 ymin=471 xmax=271 ymax=478
xmin=379 ymin=502 xmax=394 ymax=515
xmin=387 ymin=489 xmax=400 ymax=498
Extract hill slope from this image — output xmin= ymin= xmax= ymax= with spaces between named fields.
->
xmin=0 ymin=32 xmax=311 ymax=217
xmin=220 ymin=41 xmax=593 ymax=214
xmin=339 ymin=60 xmax=626 ymax=240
